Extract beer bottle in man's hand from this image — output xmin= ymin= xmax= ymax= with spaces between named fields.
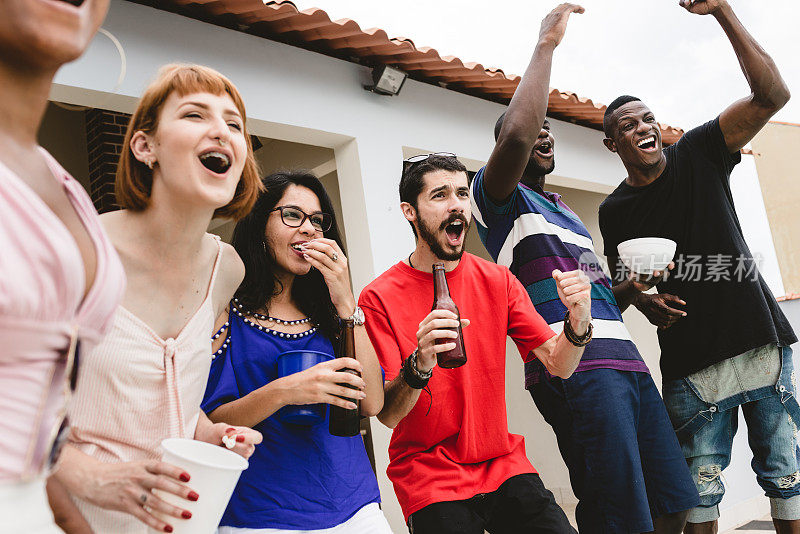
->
xmin=329 ymin=319 xmax=361 ymax=437
xmin=432 ymin=263 xmax=467 ymax=369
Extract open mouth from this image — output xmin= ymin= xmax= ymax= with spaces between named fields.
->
xmin=444 ymin=219 xmax=466 ymax=246
xmin=54 ymin=0 xmax=85 ymax=6
xmin=199 ymin=151 xmax=232 ymax=175
xmin=636 ymin=135 xmax=657 ymax=152
xmin=535 ymin=141 xmax=553 ymax=158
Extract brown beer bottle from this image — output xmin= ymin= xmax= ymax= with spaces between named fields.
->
xmin=329 ymin=318 xmax=361 ymax=437
xmin=432 ymin=263 xmax=467 ymax=368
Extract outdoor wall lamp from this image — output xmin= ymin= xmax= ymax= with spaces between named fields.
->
xmin=365 ymin=65 xmax=407 ymax=96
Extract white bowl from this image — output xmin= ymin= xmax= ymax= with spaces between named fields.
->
xmin=617 ymin=237 xmax=677 ymax=275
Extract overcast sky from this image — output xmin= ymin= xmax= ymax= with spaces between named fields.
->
xmin=293 ymin=0 xmax=799 ymax=131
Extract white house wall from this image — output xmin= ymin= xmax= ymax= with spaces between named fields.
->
xmin=53 ymin=1 xmax=631 ymax=276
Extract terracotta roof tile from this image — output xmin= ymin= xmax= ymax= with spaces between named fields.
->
xmin=769 ymin=121 xmax=800 ymax=127
xmin=129 ymin=0 xmax=684 ymax=143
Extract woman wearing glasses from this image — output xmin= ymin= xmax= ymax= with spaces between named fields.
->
xmin=202 ymin=170 xmax=390 ymax=533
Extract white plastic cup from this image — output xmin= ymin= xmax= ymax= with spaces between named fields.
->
xmin=148 ymin=438 xmax=248 ymax=534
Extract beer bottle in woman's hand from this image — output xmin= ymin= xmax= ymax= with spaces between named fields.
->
xmin=329 ymin=319 xmax=361 ymax=436
xmin=432 ymin=263 xmax=467 ymax=368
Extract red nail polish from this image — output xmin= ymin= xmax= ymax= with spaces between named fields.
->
xmin=164 ymin=526 xmax=173 ymax=533
xmin=188 ymin=491 xmax=199 ymax=501
xmin=236 ymin=434 xmax=245 ymax=443
xmin=181 ymin=510 xmax=192 ymax=519
xmin=226 ymin=427 xmax=235 ymax=433
xmin=179 ymin=472 xmax=190 ymax=482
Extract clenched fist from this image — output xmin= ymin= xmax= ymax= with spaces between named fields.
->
xmin=679 ymin=0 xmax=727 ymax=16
xmin=552 ymin=269 xmax=592 ymax=330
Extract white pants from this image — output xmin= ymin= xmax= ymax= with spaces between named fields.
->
xmin=217 ymin=503 xmax=394 ymax=534
xmin=0 ymin=477 xmax=62 ymax=534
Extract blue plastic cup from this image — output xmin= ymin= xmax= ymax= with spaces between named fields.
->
xmin=276 ymin=350 xmax=334 ymax=425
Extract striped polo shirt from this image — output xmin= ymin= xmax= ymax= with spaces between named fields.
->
xmin=471 ymin=167 xmax=648 ymax=388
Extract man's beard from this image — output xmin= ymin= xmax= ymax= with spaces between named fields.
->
xmin=417 ymin=213 xmax=469 ymax=262
xmin=525 ymin=156 xmax=555 ymax=178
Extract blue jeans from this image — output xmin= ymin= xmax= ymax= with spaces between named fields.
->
xmin=531 ymin=367 xmax=698 ymax=533
xmin=662 ymin=345 xmax=800 ymax=522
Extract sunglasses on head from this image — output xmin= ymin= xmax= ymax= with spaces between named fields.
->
xmin=403 ymin=152 xmax=457 ymax=171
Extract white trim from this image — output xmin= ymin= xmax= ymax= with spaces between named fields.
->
xmin=470 ymin=180 xmax=487 ymax=228
xmin=497 ymin=212 xmax=594 ymax=267
xmin=311 ymin=158 xmax=337 ymax=179
xmin=548 ymin=318 xmax=633 ymax=341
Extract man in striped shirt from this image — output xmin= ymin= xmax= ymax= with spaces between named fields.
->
xmin=470 ymin=4 xmax=698 ymax=533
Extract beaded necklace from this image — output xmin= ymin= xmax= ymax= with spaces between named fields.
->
xmin=231 ymin=298 xmax=311 ymax=326
xmin=212 ymin=320 xmax=231 ymax=359
xmin=212 ymin=300 xmax=318 ymax=359
xmin=231 ymin=299 xmax=317 ymax=339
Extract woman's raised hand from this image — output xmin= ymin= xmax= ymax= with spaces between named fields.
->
xmin=278 ymin=358 xmax=366 ymax=410
xmin=300 ymin=238 xmax=356 ymax=318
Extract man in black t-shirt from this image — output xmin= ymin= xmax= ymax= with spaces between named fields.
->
xmin=598 ymin=1 xmax=797 ymax=532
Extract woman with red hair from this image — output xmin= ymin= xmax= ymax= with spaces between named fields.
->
xmin=52 ymin=64 xmax=264 ymax=534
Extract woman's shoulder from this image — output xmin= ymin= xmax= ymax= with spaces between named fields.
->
xmin=212 ymin=237 xmax=244 ymax=284
xmin=209 ymin=235 xmax=244 ymax=315
xmin=97 ymin=209 xmax=133 ymax=251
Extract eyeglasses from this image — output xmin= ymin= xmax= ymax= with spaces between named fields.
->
xmin=271 ymin=206 xmax=332 ymax=232
xmin=403 ymin=152 xmax=457 ymax=167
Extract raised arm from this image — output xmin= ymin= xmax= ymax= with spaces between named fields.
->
xmin=681 ymin=0 xmax=790 ymax=152
xmin=529 ymin=270 xmax=592 ymax=378
xmin=482 ymin=3 xmax=583 ymax=202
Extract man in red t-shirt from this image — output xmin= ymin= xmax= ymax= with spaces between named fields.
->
xmin=359 ymin=154 xmax=593 ymax=533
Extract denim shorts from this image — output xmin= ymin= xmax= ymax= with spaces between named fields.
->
xmin=530 ymin=366 xmax=699 ymax=533
xmin=662 ymin=344 xmax=800 ymax=522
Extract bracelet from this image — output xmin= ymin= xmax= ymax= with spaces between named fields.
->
xmin=402 ymin=349 xmax=431 ymax=389
xmin=563 ymin=311 xmax=593 ymax=347
xmin=410 ymin=349 xmax=433 ymax=379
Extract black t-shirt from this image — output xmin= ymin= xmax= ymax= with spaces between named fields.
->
xmin=599 ymin=117 xmax=796 ymax=380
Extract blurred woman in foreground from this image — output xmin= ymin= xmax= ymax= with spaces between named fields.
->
xmin=0 ymin=1 xmax=125 ymax=532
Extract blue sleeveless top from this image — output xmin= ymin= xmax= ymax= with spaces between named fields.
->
xmin=201 ymin=306 xmax=381 ymax=529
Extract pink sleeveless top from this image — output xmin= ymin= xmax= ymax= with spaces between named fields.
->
xmin=68 ymin=235 xmax=223 ymax=533
xmin=0 ymin=149 xmax=126 ymax=481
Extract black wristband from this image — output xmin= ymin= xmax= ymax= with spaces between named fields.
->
xmin=402 ymin=353 xmax=430 ymax=389
xmin=563 ymin=311 xmax=593 ymax=347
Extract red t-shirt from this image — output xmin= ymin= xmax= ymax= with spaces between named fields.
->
xmin=359 ymin=253 xmax=555 ymax=520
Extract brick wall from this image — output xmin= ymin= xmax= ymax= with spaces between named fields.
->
xmin=85 ymin=108 xmax=131 ymax=214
